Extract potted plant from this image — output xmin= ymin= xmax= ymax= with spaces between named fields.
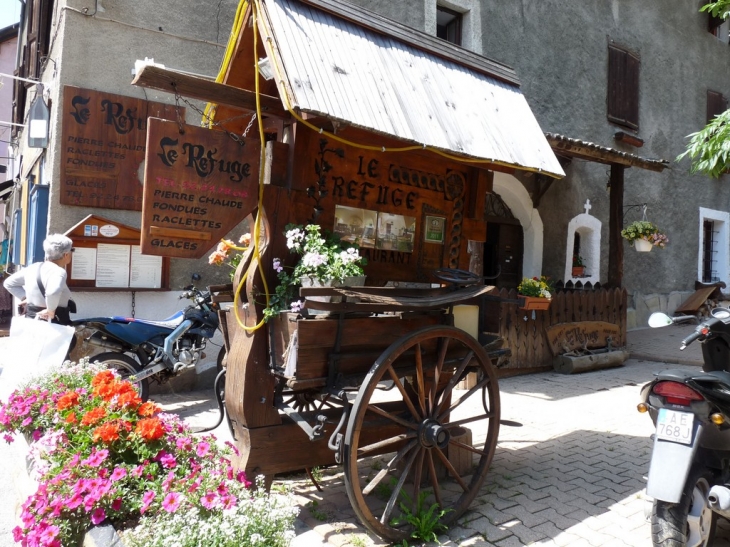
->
xmin=209 ymin=224 xmax=367 ymax=321
xmin=572 ymin=255 xmax=585 ymax=278
xmin=621 ymin=221 xmax=668 ymax=252
xmin=517 ymin=276 xmax=552 ymax=310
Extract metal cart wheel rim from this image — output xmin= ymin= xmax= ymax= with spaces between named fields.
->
xmin=342 ymin=325 xmax=501 ymax=541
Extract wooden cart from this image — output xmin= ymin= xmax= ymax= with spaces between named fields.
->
xmin=221 ymin=239 xmax=509 ymax=541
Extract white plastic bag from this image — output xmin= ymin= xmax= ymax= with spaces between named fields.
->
xmin=0 ymin=316 xmax=74 ymax=398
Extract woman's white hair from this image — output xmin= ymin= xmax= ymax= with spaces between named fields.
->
xmin=43 ymin=234 xmax=73 ymax=261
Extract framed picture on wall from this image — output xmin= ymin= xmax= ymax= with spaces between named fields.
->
xmin=424 ymin=215 xmax=446 ymax=244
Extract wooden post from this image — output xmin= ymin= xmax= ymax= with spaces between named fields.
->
xmin=608 ymin=164 xmax=625 ymax=288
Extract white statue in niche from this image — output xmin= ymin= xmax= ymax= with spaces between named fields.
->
xmin=564 ymin=200 xmax=601 ymax=284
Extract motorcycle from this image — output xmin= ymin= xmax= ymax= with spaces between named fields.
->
xmin=640 ymin=309 xmax=730 ymax=546
xmin=72 ymin=277 xmax=224 ymax=401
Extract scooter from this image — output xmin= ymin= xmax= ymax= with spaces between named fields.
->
xmin=640 ymin=309 xmax=730 ymax=546
xmin=72 ymin=276 xmax=223 ymax=401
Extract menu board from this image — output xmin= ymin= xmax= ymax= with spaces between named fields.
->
xmin=130 ymin=246 xmax=163 ymax=289
xmin=96 ymin=244 xmax=131 ymax=288
xmin=70 ymin=247 xmax=97 ymax=280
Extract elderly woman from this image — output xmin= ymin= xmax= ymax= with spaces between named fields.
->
xmin=3 ymin=234 xmax=75 ymax=325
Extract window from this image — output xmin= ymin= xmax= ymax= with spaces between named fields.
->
xmin=607 ymin=44 xmax=640 ymax=130
xmin=708 ymin=12 xmax=730 ymax=43
xmin=436 ymin=5 xmax=462 ymax=46
xmin=707 ymin=90 xmax=728 ymax=123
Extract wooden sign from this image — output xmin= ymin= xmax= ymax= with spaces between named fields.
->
xmin=545 ymin=321 xmax=622 ymax=356
xmin=140 ymin=118 xmax=261 ymax=259
xmin=60 ymin=86 xmax=180 ymax=211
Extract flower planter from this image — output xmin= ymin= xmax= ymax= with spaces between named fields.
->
xmin=634 ymin=239 xmax=653 ymax=252
xmin=519 ymin=296 xmax=551 ymax=310
xmin=300 ymin=275 xmax=368 ymax=311
xmin=571 ymin=266 xmax=585 ymax=278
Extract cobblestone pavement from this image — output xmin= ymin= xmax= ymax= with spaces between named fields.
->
xmin=2 ymin=324 xmax=728 ymax=547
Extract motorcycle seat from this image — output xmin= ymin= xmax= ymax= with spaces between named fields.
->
xmin=115 ymin=311 xmax=186 ymax=329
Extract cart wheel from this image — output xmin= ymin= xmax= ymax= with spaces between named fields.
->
xmin=343 ymin=326 xmax=500 ymax=541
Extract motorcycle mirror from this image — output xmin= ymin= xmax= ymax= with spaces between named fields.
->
xmin=648 ymin=312 xmax=673 ymax=329
xmin=191 ymin=273 xmax=202 ymax=282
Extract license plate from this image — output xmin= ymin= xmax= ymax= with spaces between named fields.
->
xmin=656 ymin=408 xmax=694 ymax=445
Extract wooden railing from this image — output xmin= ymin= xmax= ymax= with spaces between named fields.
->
xmin=481 ymin=287 xmax=628 ymax=374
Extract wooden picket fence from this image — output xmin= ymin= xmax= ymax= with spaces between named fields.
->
xmin=481 ymin=286 xmax=628 ymax=374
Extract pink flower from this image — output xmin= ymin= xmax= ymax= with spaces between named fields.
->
xmin=140 ymin=491 xmax=155 ymax=514
xmin=220 ymin=494 xmax=237 ymax=510
xmin=200 ymin=491 xmax=219 ymax=509
xmin=12 ymin=526 xmax=23 ymax=542
xmin=111 ymin=498 xmax=122 ymax=511
xmin=31 ymin=429 xmax=42 ymax=441
xmin=3 ymin=433 xmax=13 ymax=443
xmin=90 ymin=507 xmax=106 ymax=525
xmin=176 ymin=437 xmax=193 ymax=451
xmin=195 ymin=441 xmax=210 ymax=458
xmin=236 ymin=471 xmax=252 ymax=488
xmin=66 ymin=493 xmax=83 ymax=510
xmin=110 ymin=467 xmax=127 ymax=482
xmin=160 ymin=452 xmax=177 ymax=469
xmin=161 ymin=492 xmax=182 ymax=513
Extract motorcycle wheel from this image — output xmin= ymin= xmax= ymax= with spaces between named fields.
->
xmin=651 ymin=466 xmax=717 ymax=547
xmin=216 ymin=347 xmax=227 ymax=405
xmin=92 ymin=352 xmax=150 ymax=402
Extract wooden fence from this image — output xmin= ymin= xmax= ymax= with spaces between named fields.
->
xmin=481 ymin=286 xmax=628 ymax=374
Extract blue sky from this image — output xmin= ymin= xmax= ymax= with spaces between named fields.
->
xmin=0 ymin=0 xmax=21 ymax=31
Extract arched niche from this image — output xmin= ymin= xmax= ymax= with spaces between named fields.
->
xmin=564 ymin=213 xmax=601 ymax=283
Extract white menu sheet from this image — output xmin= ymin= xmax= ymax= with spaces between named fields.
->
xmin=96 ymin=244 xmax=131 ymax=288
xmin=71 ymin=247 xmax=97 ymax=280
xmin=129 ymin=246 xmax=163 ymax=289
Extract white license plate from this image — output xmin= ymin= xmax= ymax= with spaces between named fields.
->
xmin=656 ymin=408 xmax=694 ymax=445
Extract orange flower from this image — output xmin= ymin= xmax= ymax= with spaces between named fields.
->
xmin=116 ymin=391 xmax=142 ymax=408
xmin=135 ymin=418 xmax=165 ymax=441
xmin=239 ymin=233 xmax=251 ymax=246
xmin=92 ymin=370 xmax=115 ymax=387
xmin=93 ymin=422 xmax=120 ymax=443
xmin=81 ymin=407 xmax=106 ymax=426
xmin=208 ymin=250 xmax=227 ymax=265
xmin=138 ymin=402 xmax=160 ymax=417
xmin=56 ymin=391 xmax=80 ymax=411
xmin=65 ymin=412 xmax=77 ymax=424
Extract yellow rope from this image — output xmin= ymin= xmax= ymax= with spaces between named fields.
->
xmin=231 ymin=0 xmax=270 ymax=333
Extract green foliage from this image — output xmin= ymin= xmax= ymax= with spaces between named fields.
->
xmin=701 ymin=0 xmax=730 ymax=19
xmin=620 ymin=221 xmax=668 ymax=248
xmin=391 ymin=490 xmax=451 ymax=544
xmin=572 ymin=255 xmax=584 ymax=267
xmin=517 ymin=276 xmax=552 ymax=299
xmin=677 ymin=109 xmax=730 ymax=179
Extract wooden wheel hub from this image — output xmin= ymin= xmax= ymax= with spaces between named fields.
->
xmin=419 ymin=419 xmax=450 ymax=449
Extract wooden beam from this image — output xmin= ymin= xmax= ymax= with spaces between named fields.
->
xmin=608 ymin=164 xmax=625 ymax=288
xmin=131 ymin=65 xmax=290 ymax=120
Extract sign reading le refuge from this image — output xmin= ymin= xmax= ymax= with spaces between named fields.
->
xmin=60 ymin=86 xmax=180 ymax=211
xmin=141 ymin=118 xmax=261 ymax=259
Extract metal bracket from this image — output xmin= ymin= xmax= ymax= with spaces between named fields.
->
xmin=275 ymin=400 xmax=324 ymax=441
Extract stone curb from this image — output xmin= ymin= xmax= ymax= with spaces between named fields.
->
xmin=629 ymin=351 xmax=703 ymax=367
xmin=82 ymin=524 xmax=123 ymax=547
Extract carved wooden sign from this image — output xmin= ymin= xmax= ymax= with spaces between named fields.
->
xmin=545 ymin=321 xmax=622 ymax=356
xmin=140 ymin=118 xmax=260 ymax=258
xmin=60 ymin=86 xmax=180 ymax=211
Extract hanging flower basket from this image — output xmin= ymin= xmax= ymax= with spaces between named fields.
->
xmin=517 ymin=277 xmax=552 ymax=310
xmin=634 ymin=238 xmax=653 ymax=252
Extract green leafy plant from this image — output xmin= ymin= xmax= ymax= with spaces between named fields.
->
xmin=677 ymin=108 xmax=730 ymax=178
xmin=572 ymin=255 xmax=584 ymax=267
xmin=517 ymin=276 xmax=552 ymax=299
xmin=391 ymin=490 xmax=451 ymax=544
xmin=620 ymin=220 xmax=668 ymax=248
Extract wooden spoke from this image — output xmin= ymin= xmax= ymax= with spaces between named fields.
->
xmin=363 ymin=442 xmax=417 ymax=496
xmin=443 ymin=413 xmax=494 ymax=429
xmin=358 ymin=432 xmax=416 ymax=457
xmin=365 ymin=404 xmax=418 ymax=430
xmin=430 ymin=336 xmax=450 ymax=411
xmin=414 ymin=343 xmax=427 ymax=416
xmin=386 ymin=365 xmax=422 ymax=421
xmin=437 ymin=376 xmax=491 ymax=422
xmin=411 ymin=448 xmax=425 ymax=515
xmin=381 ymin=445 xmax=420 ymax=525
xmin=434 ymin=350 xmax=474 ymax=417
xmin=433 ymin=446 xmax=469 ymax=492
xmin=426 ymin=449 xmax=443 ymax=509
xmin=448 ymin=438 xmax=490 ymax=457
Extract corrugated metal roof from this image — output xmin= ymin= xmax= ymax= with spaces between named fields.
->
xmin=261 ymin=0 xmax=565 ymax=179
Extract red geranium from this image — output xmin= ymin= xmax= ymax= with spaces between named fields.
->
xmin=93 ymin=422 xmax=120 ymax=443
xmin=135 ymin=418 xmax=165 ymax=441
xmin=56 ymin=391 xmax=80 ymax=411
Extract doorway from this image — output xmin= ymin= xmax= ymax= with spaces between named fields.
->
xmin=483 ymin=220 xmax=524 ymax=290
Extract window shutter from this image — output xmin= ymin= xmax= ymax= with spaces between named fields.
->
xmin=707 ymin=90 xmax=728 ymax=123
xmin=607 ymin=44 xmax=640 ymax=130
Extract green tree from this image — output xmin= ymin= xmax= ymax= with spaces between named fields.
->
xmin=677 ymin=1 xmax=730 ymax=177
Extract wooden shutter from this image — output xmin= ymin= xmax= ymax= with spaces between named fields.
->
xmin=707 ymin=90 xmax=728 ymax=123
xmin=607 ymin=44 xmax=640 ymax=130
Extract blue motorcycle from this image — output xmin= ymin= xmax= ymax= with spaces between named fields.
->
xmin=73 ymin=283 xmax=222 ymax=401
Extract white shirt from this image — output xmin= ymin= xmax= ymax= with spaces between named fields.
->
xmin=3 ymin=261 xmax=72 ymax=312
